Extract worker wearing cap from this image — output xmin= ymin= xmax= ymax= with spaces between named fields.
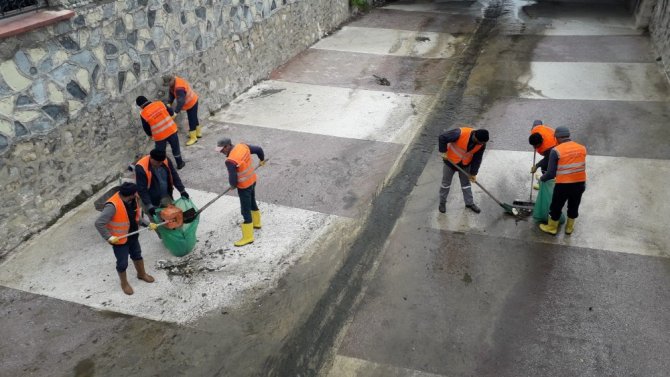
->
xmin=95 ymin=182 xmax=158 ymax=295
xmin=538 ymin=126 xmax=587 ymax=235
xmin=135 ymin=149 xmax=189 ymax=218
xmin=438 ymin=127 xmax=489 ymax=214
xmin=528 ymin=119 xmax=558 ymax=189
xmin=216 ymin=137 xmax=265 ymax=247
xmin=164 ymin=75 xmax=201 ymax=147
xmin=135 ymin=96 xmax=185 ymax=170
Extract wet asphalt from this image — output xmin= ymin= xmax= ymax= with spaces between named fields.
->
xmin=2 ymin=1 xmax=670 ymax=377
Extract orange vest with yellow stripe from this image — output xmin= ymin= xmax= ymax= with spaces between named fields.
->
xmin=531 ymin=124 xmax=557 ymax=154
xmin=227 ymin=144 xmax=257 ymax=189
xmin=446 ymin=127 xmax=482 ymax=165
xmin=105 ymin=192 xmax=140 ymax=245
xmin=141 ymin=101 xmax=178 ymax=141
xmin=173 ymin=76 xmax=198 ymax=111
xmin=555 ymin=141 xmax=587 ymax=184
xmin=136 ymin=155 xmax=173 ymax=189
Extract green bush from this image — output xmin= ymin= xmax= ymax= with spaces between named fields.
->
xmin=351 ymin=0 xmax=369 ymax=10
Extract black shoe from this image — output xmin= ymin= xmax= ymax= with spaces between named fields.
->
xmin=177 ymin=160 xmax=186 ymax=170
xmin=466 ymin=204 xmax=481 ymax=213
xmin=438 ymin=201 xmax=446 ymax=213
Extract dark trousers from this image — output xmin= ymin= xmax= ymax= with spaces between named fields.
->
xmin=238 ymin=183 xmax=258 ymax=224
xmin=155 ymin=132 xmax=183 ymax=164
xmin=186 ymin=101 xmax=199 ymax=131
xmin=112 ymin=236 xmax=142 ymax=273
xmin=550 ymin=182 xmax=586 ymax=221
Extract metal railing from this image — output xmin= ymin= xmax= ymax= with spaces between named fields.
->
xmin=0 ymin=0 xmax=49 ymax=20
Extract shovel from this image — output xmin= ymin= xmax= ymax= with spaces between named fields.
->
xmin=116 ymin=219 xmax=174 ymax=240
xmin=181 ymin=159 xmax=269 ymax=223
xmin=447 ymin=160 xmax=520 ymax=216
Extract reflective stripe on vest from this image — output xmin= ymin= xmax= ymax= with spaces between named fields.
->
xmin=555 ymin=141 xmax=587 ymax=184
xmin=105 ymin=192 xmax=140 ymax=245
xmin=141 ymin=101 xmax=178 ymax=141
xmin=227 ymin=144 xmax=257 ymax=189
xmin=136 ymin=155 xmax=172 ymax=190
xmin=446 ymin=127 xmax=482 ymax=165
xmin=173 ymin=76 xmax=198 ymax=111
xmin=531 ymin=124 xmax=558 ymax=155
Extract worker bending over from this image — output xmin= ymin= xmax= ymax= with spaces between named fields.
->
xmin=538 ymin=126 xmax=587 ymax=235
xmin=164 ymin=75 xmax=201 ymax=146
xmin=438 ymin=127 xmax=489 ymax=214
xmin=135 ymin=95 xmax=185 ymax=169
xmin=134 ymin=149 xmax=189 ymax=218
xmin=95 ymin=182 xmax=157 ymax=295
xmin=528 ymin=119 xmax=557 ymax=189
xmin=216 ymin=137 xmax=266 ymax=247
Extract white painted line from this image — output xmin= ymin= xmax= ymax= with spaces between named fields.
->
xmin=517 ymin=62 xmax=670 ymax=102
xmin=0 ymin=188 xmax=349 ymax=324
xmin=534 ymin=16 xmax=642 ymax=36
xmin=213 ymin=80 xmax=432 ymax=144
xmin=312 ymin=26 xmax=465 ymax=59
xmin=409 ymin=150 xmax=670 ymax=259
xmin=327 ymin=355 xmax=447 ymax=377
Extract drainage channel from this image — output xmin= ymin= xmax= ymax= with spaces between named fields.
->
xmin=260 ymin=1 xmax=506 ymax=376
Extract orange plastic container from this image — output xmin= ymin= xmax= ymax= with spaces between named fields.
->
xmin=160 ymin=204 xmax=183 ymax=229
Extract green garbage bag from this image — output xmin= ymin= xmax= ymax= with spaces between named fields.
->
xmin=153 ymin=197 xmax=199 ymax=257
xmin=532 ymin=179 xmax=566 ymax=224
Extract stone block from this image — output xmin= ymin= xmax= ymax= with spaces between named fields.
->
xmin=14 ymin=121 xmax=29 ymax=137
xmin=148 ymin=10 xmax=157 ymax=28
xmin=0 ymin=118 xmax=13 ymax=137
xmin=127 ymin=30 xmax=138 ymax=46
xmin=0 ymin=133 xmax=8 ymax=152
xmin=70 ymin=50 xmax=99 ymax=72
xmin=73 ymin=15 xmax=86 ymax=27
xmin=0 ymin=96 xmax=13 ymax=117
xmin=47 ymin=82 xmax=64 ymax=103
xmin=16 ymin=95 xmax=36 ymax=108
xmin=75 ymin=68 xmax=91 ymax=92
xmin=26 ymin=48 xmax=47 ymax=66
xmin=115 ymin=19 xmax=126 ymax=38
xmin=134 ymin=10 xmax=149 ymax=29
xmin=14 ymin=110 xmax=40 ymax=123
xmin=51 ymin=63 xmax=79 ymax=86
xmin=26 ymin=115 xmax=55 ymax=134
xmin=31 ymin=81 xmax=48 ymax=105
xmin=42 ymin=104 xmax=68 ymax=122
xmin=58 ymin=35 xmax=80 ymax=51
xmin=0 ymin=60 xmax=31 ymax=92
xmin=66 ymin=80 xmax=87 ymax=100
xmin=104 ymin=42 xmax=119 ymax=57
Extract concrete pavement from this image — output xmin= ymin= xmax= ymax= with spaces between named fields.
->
xmin=326 ymin=1 xmax=670 ymax=377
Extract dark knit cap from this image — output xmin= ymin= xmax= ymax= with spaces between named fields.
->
xmin=554 ymin=126 xmax=570 ymax=139
xmin=119 ymin=182 xmax=137 ymax=196
xmin=150 ymin=149 xmax=166 ymax=161
xmin=136 ymin=96 xmax=149 ymax=107
xmin=529 ymin=132 xmax=543 ymax=146
xmin=532 ymin=119 xmax=543 ymax=127
xmin=474 ymin=129 xmax=489 ymax=143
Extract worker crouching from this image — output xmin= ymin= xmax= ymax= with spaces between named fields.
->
xmin=95 ymin=182 xmax=158 ymax=295
xmin=538 ymin=127 xmax=587 ymax=235
xmin=216 ymin=137 xmax=266 ymax=247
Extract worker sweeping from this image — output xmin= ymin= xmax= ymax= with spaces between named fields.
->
xmin=438 ymin=127 xmax=489 ymax=214
xmin=215 ymin=137 xmax=266 ymax=247
xmin=135 ymin=95 xmax=185 ymax=169
xmin=538 ymin=126 xmax=587 ymax=235
xmin=164 ymin=74 xmax=201 ymax=146
xmin=528 ymin=119 xmax=557 ymax=189
xmin=135 ymin=149 xmax=190 ymax=219
xmin=94 ymin=182 xmax=158 ymax=295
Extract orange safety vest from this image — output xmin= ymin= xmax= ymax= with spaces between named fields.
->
xmin=172 ymin=76 xmax=198 ymax=111
xmin=136 ymin=155 xmax=173 ymax=189
xmin=530 ymin=124 xmax=557 ymax=154
xmin=555 ymin=141 xmax=587 ymax=184
xmin=141 ymin=101 xmax=178 ymax=141
xmin=105 ymin=192 xmax=140 ymax=245
xmin=227 ymin=144 xmax=257 ymax=189
xmin=445 ymin=127 xmax=483 ymax=166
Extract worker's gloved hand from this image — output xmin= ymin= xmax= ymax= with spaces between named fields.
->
xmin=259 ymin=160 xmax=266 ymax=166
xmin=148 ymin=222 xmax=158 ymax=231
xmin=530 ymin=165 xmax=537 ymax=174
xmin=180 ymin=191 xmax=189 ymax=199
xmin=171 ymin=114 xmax=177 ymax=119
xmin=469 ymin=175 xmax=477 ymax=182
xmin=107 ymin=236 xmax=120 ymax=245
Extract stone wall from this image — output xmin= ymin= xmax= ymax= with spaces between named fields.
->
xmin=0 ymin=0 xmax=349 ymax=258
xmin=649 ymin=0 xmax=670 ymax=77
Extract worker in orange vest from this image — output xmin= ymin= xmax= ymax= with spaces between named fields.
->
xmin=528 ymin=119 xmax=558 ymax=190
xmin=538 ymin=127 xmax=587 ymax=235
xmin=134 ymin=149 xmax=189 ymax=218
xmin=164 ymin=75 xmax=202 ymax=147
xmin=95 ymin=182 xmax=158 ymax=295
xmin=216 ymin=137 xmax=266 ymax=247
xmin=135 ymin=96 xmax=185 ymax=169
xmin=438 ymin=127 xmax=489 ymax=214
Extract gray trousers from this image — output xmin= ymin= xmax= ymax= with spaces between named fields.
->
xmin=439 ymin=163 xmax=474 ymax=206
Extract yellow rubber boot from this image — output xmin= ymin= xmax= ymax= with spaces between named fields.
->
xmin=234 ymin=223 xmax=254 ymax=247
xmin=196 ymin=125 xmax=203 ymax=138
xmin=251 ymin=210 xmax=261 ymax=229
xmin=186 ymin=130 xmax=198 ymax=146
xmin=565 ymin=218 xmax=575 ymax=235
xmin=539 ymin=217 xmax=559 ymax=235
